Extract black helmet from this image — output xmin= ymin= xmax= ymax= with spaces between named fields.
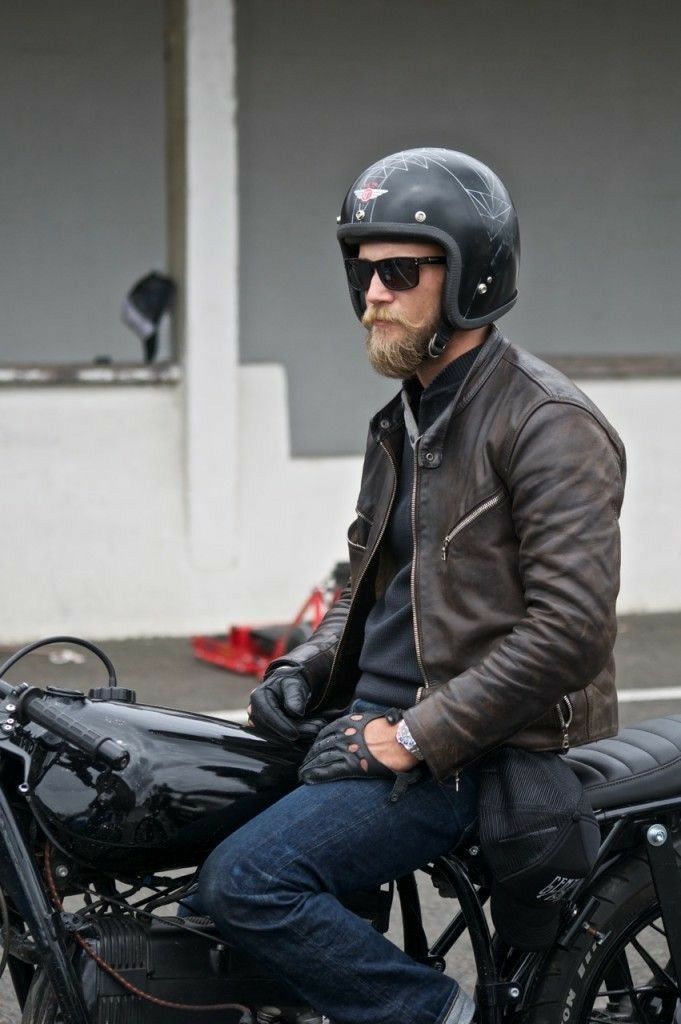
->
xmin=337 ymin=148 xmax=520 ymax=355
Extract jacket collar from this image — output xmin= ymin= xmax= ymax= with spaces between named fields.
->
xmin=369 ymin=326 xmax=509 ymax=461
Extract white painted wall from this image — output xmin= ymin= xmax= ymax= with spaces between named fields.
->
xmin=0 ymin=366 xmax=360 ymax=642
xmin=0 ymin=367 xmax=678 ymax=642
xmin=578 ymin=378 xmax=681 ymax=615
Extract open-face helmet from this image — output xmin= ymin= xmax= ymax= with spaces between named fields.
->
xmin=337 ymin=148 xmax=520 ymax=355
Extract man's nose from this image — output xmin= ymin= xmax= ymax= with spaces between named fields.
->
xmin=365 ymin=270 xmax=395 ymax=305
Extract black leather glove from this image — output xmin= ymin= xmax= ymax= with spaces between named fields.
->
xmin=250 ymin=666 xmax=324 ymax=741
xmin=299 ymin=708 xmax=403 ymax=784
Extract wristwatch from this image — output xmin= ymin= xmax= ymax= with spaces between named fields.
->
xmin=395 ymin=719 xmax=425 ymax=761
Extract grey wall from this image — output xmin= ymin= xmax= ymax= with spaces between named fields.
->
xmin=0 ymin=0 xmax=166 ymax=364
xmin=237 ymin=0 xmax=681 ymax=456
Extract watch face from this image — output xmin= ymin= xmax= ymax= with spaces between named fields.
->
xmin=397 ymin=722 xmax=414 ymax=749
xmin=396 ymin=720 xmax=424 ymax=760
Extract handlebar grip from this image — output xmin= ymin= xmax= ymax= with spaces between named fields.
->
xmin=21 ymin=693 xmax=130 ymax=770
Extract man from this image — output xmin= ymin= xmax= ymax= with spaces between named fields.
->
xmin=198 ymin=148 xmax=625 ymax=1024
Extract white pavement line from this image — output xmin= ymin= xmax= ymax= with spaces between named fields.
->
xmin=618 ymin=687 xmax=681 ymax=703
xmin=208 ymin=708 xmax=250 ymax=722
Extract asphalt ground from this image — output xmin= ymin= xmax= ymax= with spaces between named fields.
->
xmin=1 ymin=612 xmax=680 ymax=1022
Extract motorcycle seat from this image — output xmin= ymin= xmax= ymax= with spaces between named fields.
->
xmin=564 ymin=714 xmax=681 ymax=811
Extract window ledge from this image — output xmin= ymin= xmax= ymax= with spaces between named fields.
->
xmin=542 ymin=354 xmax=681 ymax=379
xmin=0 ymin=362 xmax=181 ymax=386
xmin=2 ymin=355 xmax=678 ymax=388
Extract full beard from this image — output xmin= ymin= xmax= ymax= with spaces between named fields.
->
xmin=362 ymin=306 xmax=439 ymax=379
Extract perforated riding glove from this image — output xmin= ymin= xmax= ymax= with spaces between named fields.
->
xmin=299 ymin=708 xmax=404 ymax=784
xmin=249 ymin=666 xmax=325 ymax=742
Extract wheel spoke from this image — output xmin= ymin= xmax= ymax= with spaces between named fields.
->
xmin=603 ymin=949 xmax=636 ymax=997
xmin=631 ymin=937 xmax=677 ymax=990
xmin=593 ymin=948 xmax=656 ymax=1024
xmin=595 ymin=985 xmax=662 ymax=999
xmin=538 ymin=890 xmax=680 ymax=1024
xmin=628 ymin=988 xmax=655 ymax=1024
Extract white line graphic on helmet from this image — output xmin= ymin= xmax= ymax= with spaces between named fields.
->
xmin=355 ymin=149 xmax=513 ymax=243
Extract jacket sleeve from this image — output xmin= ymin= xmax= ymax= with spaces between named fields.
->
xmin=263 ymin=587 xmax=351 ymax=702
xmin=403 ymin=400 xmax=626 ymax=782
xmin=263 ymin=423 xmax=378 ymax=703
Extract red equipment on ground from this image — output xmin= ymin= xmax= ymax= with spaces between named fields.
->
xmin=191 ymin=562 xmax=350 ymax=680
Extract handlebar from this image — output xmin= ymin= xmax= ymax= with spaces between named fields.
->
xmin=7 ymin=687 xmax=130 ymax=771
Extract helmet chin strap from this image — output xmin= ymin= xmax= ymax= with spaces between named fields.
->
xmin=427 ymin=320 xmax=452 ymax=359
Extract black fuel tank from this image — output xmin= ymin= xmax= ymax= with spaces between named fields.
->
xmin=25 ymin=698 xmax=304 ymax=872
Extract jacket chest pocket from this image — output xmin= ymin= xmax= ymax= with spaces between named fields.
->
xmin=439 ymin=486 xmax=520 ymax=610
xmin=441 ymin=487 xmax=508 ymax=562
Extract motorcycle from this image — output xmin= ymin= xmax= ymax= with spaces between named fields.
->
xmin=1 ymin=635 xmax=681 ymax=1024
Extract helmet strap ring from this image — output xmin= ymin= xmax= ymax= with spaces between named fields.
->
xmin=428 ymin=324 xmax=451 ymax=359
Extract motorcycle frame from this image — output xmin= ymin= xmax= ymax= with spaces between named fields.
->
xmin=0 ymin=784 xmax=89 ymax=1023
xmin=2 ymin=777 xmax=681 ymax=1024
xmin=420 ymin=795 xmax=681 ymax=1024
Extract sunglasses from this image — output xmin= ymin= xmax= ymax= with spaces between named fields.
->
xmin=344 ymin=256 xmax=446 ymax=292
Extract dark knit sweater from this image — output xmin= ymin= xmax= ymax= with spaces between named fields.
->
xmin=354 ymin=345 xmax=482 ymax=709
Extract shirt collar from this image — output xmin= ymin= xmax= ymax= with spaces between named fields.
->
xmin=369 ymin=326 xmax=507 ymax=448
xmin=401 ymin=343 xmax=485 ymax=448
xmin=404 ymin=342 xmax=485 ymax=405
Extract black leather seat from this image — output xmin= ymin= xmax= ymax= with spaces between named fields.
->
xmin=564 ymin=714 xmax=681 ymax=811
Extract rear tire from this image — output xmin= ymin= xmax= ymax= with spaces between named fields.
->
xmin=525 ymin=849 xmax=679 ymax=1024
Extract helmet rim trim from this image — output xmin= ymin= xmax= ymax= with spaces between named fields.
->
xmin=336 ymin=221 xmax=517 ymax=330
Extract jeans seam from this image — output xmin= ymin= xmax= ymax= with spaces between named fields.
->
xmin=436 ymin=983 xmax=462 ymax=1024
xmin=436 ymin=986 xmax=461 ymax=1024
xmin=437 ymin=984 xmax=476 ymax=1024
xmin=286 ymin=912 xmax=439 ymax=1024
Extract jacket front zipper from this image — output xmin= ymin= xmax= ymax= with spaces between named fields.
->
xmin=317 ymin=440 xmax=398 ymax=707
xmin=410 ymin=439 xmax=431 ymax=690
xmin=556 ymin=694 xmax=573 ymax=750
xmin=441 ymin=490 xmax=504 ymax=560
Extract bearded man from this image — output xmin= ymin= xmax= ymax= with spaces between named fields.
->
xmin=198 ymin=148 xmax=626 ymax=1024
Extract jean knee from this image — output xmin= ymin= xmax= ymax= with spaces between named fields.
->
xmin=198 ymin=838 xmax=273 ymax=934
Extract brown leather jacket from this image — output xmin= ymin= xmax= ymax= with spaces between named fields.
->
xmin=268 ymin=328 xmax=626 ymax=782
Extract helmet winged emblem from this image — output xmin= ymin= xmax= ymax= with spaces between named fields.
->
xmin=354 ymin=181 xmax=388 ymax=203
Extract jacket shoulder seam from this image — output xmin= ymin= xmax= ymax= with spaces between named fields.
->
xmin=502 ymin=398 xmax=622 ymax=475
xmin=501 ymin=351 xmax=553 ymax=396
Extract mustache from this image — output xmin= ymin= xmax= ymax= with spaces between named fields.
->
xmin=362 ymin=306 xmax=418 ymax=329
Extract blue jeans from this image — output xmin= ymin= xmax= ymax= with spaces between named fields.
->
xmin=196 ymin=702 xmax=479 ymax=1024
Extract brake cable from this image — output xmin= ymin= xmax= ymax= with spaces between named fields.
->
xmin=0 ymin=636 xmax=117 ymax=686
xmin=44 ymin=843 xmax=252 ymax=1020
